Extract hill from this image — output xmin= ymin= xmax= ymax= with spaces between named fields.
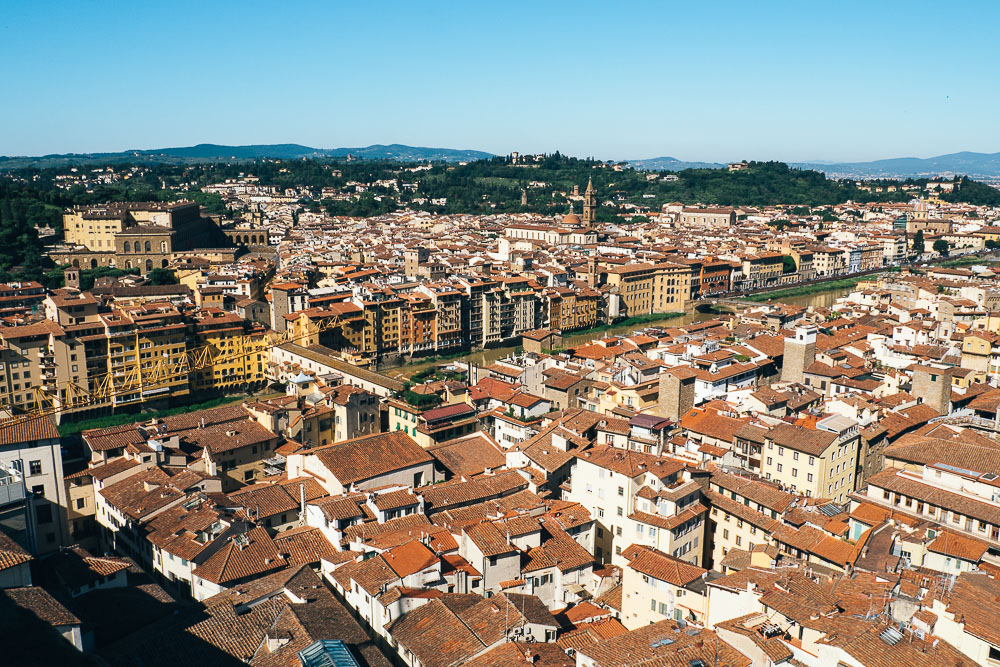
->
xmin=627 ymin=156 xmax=726 ymax=171
xmin=0 ymin=143 xmax=494 ymax=169
xmin=794 ymin=151 xmax=1000 ymax=178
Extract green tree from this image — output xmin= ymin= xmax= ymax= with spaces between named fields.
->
xmin=147 ymin=268 xmax=177 ymax=285
xmin=912 ymin=230 xmax=925 ymax=255
xmin=933 ymin=239 xmax=949 ymax=256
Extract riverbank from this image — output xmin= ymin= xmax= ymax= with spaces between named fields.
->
xmin=740 ymin=274 xmax=878 ymax=303
xmin=384 ymin=311 xmax=707 ymax=379
xmin=561 ymin=312 xmax=687 ymax=338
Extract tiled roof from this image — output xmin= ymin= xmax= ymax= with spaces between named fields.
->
xmin=0 ymin=415 xmax=59 ymax=446
xmin=310 ymin=431 xmax=432 ymax=485
xmin=622 ymin=544 xmax=706 ymax=586
xmin=427 ymin=432 xmax=506 ymax=478
xmin=574 ymin=619 xmax=750 ymax=667
xmin=3 ymin=586 xmax=80 ymax=626
xmin=420 ymin=469 xmax=528 ymax=513
xmin=193 ymin=526 xmax=287 ymax=585
xmin=272 ymin=526 xmax=339 ymax=567
xmin=0 ymin=530 xmax=31 ymax=572
xmin=927 ymin=530 xmax=989 ymax=562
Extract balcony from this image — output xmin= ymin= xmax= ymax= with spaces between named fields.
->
xmin=0 ymin=469 xmax=26 ymax=506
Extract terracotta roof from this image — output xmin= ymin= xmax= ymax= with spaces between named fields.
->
xmin=193 ymin=526 xmax=287 ymax=585
xmin=927 ymin=530 xmax=989 ymax=562
xmin=0 ymin=530 xmax=31 ymax=572
xmin=309 ymin=431 xmax=433 ymax=485
xmin=0 ymin=415 xmax=59 ymax=446
xmin=622 ymin=544 xmax=706 ymax=586
xmin=3 ymin=586 xmax=79 ymax=626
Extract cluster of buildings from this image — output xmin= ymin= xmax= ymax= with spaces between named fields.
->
xmin=4 ymin=257 xmax=1000 ymax=664
xmin=1 ymin=175 xmax=1000 ymax=664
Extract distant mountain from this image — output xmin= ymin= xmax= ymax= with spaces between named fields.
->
xmin=793 ymin=151 xmax=1000 ymax=178
xmin=0 ymin=143 xmax=495 ymax=169
xmin=627 ymin=156 xmax=726 ymax=171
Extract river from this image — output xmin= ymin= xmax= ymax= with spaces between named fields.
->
xmin=381 ymin=282 xmax=856 ymax=378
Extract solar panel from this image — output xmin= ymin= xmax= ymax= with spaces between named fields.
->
xmin=817 ymin=503 xmax=843 ymax=517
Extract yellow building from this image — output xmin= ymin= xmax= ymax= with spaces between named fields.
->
xmin=102 ymin=305 xmax=190 ymax=406
xmin=605 ymin=261 xmax=694 ymax=317
xmin=190 ymin=308 xmax=269 ymax=392
xmin=740 ymin=253 xmax=785 ymax=290
xmin=546 ymin=287 xmax=600 ymax=331
xmin=761 ymin=419 xmax=860 ymax=503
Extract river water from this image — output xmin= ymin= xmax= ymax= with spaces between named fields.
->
xmin=382 ymin=283 xmax=856 ymax=378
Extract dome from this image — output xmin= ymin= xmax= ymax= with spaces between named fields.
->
xmin=562 ymin=212 xmax=581 ymax=225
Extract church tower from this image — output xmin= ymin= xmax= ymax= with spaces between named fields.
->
xmin=583 ymin=177 xmax=596 ymax=225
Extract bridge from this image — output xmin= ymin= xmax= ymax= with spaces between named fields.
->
xmin=689 ymin=297 xmax=747 ymax=314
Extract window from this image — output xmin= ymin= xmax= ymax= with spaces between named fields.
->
xmin=793 ymin=451 xmax=799 ymax=461
xmin=792 ymin=468 xmax=798 ymax=478
xmin=777 ymin=463 xmax=782 ymax=473
xmin=75 ymin=498 xmax=85 ymax=510
xmin=615 ymin=546 xmax=622 ymax=555
xmin=617 ymin=507 xmax=623 ymax=517
xmin=616 ymin=526 xmax=622 ymax=536
xmin=618 ymin=486 xmax=624 ymax=496
xmin=29 ymin=460 xmax=42 ymax=476
xmin=767 ymin=457 xmax=773 ymax=465
xmin=598 ymin=508 xmax=605 ymax=518
xmin=35 ymin=504 xmax=52 ymax=524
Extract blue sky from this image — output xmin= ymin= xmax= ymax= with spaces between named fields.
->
xmin=3 ymin=1 xmax=998 ymax=162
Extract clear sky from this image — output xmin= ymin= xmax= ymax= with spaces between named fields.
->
xmin=3 ymin=1 xmax=999 ymax=162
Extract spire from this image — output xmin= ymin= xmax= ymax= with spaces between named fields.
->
xmin=586 ymin=177 xmax=594 ymax=193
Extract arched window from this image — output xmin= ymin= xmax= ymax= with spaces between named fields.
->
xmin=125 ymin=261 xmax=132 ymax=269
xmin=145 ymin=260 xmax=153 ymax=272
xmin=161 ymin=259 xmax=168 ymax=268
xmin=144 ymin=241 xmax=151 ymax=253
xmin=123 ymin=242 xmax=131 ymax=253
xmin=90 ymin=259 xmax=98 ymax=268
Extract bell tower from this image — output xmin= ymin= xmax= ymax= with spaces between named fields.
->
xmin=583 ymin=177 xmax=596 ymax=225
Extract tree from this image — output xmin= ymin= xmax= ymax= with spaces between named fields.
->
xmin=933 ymin=239 xmax=950 ymax=256
xmin=912 ymin=230 xmax=925 ymax=255
xmin=781 ymin=255 xmax=797 ymax=274
xmin=147 ymin=268 xmax=177 ymax=285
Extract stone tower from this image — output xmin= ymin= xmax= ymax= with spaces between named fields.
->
xmin=64 ymin=266 xmax=81 ymax=290
xmin=583 ymin=177 xmax=596 ymax=225
xmin=911 ymin=366 xmax=952 ymax=415
xmin=781 ymin=325 xmax=817 ymax=384
xmin=657 ymin=367 xmax=696 ymax=422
